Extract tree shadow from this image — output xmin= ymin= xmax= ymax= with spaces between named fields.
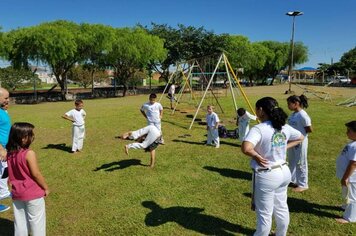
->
xmin=242 ymin=193 xmax=341 ymax=219
xmin=42 ymin=143 xmax=72 ymax=153
xmin=0 ymin=218 xmax=14 ymax=236
xmin=142 ymin=201 xmax=254 ymax=235
xmin=93 ymin=159 xmax=145 ymax=172
xmin=172 ymin=139 xmax=206 ymax=146
xmin=204 ymin=166 xmax=251 ymax=180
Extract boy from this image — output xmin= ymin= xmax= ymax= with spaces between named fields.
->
xmin=62 ymin=99 xmax=86 ymax=153
xmin=167 ymin=82 xmax=176 ymax=109
xmin=236 ymin=108 xmax=257 ymax=142
xmin=336 ymin=120 xmax=356 ymax=223
xmin=140 ymin=93 xmax=164 ymax=144
xmin=121 ymin=125 xmax=161 ymax=168
xmin=206 ymin=105 xmax=220 ymax=148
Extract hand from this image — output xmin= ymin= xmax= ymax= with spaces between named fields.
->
xmin=253 ymin=155 xmax=269 ymax=167
xmin=44 ymin=189 xmax=50 ymax=197
xmin=341 ymin=178 xmax=348 ymax=186
xmin=0 ymin=149 xmax=7 ymax=161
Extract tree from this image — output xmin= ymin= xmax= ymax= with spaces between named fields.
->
xmin=105 ymin=27 xmax=167 ymax=96
xmin=340 ymin=47 xmax=356 ymax=73
xmin=0 ymin=66 xmax=38 ymax=91
xmin=69 ymin=65 xmax=109 ymax=89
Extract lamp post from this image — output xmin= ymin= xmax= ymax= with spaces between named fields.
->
xmin=286 ymin=11 xmax=303 ymax=94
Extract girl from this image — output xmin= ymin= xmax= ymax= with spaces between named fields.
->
xmin=287 ymin=95 xmax=313 ymax=192
xmin=242 ymin=97 xmax=303 ymax=236
xmin=6 ymin=122 xmax=49 ymax=236
xmin=336 ymin=121 xmax=356 ymax=224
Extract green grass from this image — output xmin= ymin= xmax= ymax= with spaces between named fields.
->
xmin=0 ymin=87 xmax=356 ymax=235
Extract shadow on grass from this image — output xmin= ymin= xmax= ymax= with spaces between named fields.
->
xmin=162 ymin=119 xmax=189 ymax=129
xmin=0 ymin=218 xmax=14 ymax=236
xmin=220 ymin=140 xmax=241 ymax=147
xmin=172 ymin=139 xmax=206 ymax=146
xmin=204 ymin=166 xmax=251 ymax=180
xmin=243 ymin=193 xmax=341 ymax=219
xmin=142 ymin=201 xmax=254 ymax=235
xmin=42 ymin=143 xmax=72 ymax=153
xmin=93 ymin=159 xmax=145 ymax=172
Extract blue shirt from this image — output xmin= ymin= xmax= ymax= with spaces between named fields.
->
xmin=0 ymin=109 xmax=11 ymax=147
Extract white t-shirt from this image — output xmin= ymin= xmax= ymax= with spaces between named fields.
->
xmin=65 ymin=109 xmax=86 ymax=126
xmin=244 ymin=121 xmax=302 ymax=170
xmin=140 ymin=102 xmax=163 ymax=124
xmin=238 ymin=111 xmax=257 ymax=141
xmin=336 ymin=141 xmax=356 ymax=182
xmin=288 ymin=109 xmax=311 ymax=136
xmin=168 ymin=84 xmax=175 ymax=95
xmin=206 ymin=112 xmax=220 ymax=127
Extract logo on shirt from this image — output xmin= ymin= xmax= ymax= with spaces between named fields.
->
xmin=271 ymin=131 xmax=286 ymax=147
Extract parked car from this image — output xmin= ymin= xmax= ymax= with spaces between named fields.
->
xmin=333 ymin=76 xmax=351 ymax=84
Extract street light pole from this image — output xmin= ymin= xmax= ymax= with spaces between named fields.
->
xmin=286 ymin=11 xmax=303 ymax=94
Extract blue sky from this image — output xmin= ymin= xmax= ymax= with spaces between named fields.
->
xmin=1 ymin=0 xmax=355 ymax=69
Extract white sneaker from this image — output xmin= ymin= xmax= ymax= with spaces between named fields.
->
xmin=215 ymin=145 xmax=220 ymax=148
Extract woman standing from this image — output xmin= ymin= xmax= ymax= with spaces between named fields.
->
xmin=287 ymin=95 xmax=312 ymax=192
xmin=242 ymin=97 xmax=304 ymax=236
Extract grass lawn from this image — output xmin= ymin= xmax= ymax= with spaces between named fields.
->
xmin=0 ymin=84 xmax=355 ymax=235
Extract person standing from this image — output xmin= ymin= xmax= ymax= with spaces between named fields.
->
xmin=62 ymin=99 xmax=86 ymax=153
xmin=0 ymin=88 xmax=11 ymax=213
xmin=206 ymin=105 xmax=220 ymax=148
xmin=236 ymin=107 xmax=257 ymax=142
xmin=140 ymin=93 xmax=164 ymax=144
xmin=286 ymin=95 xmax=312 ymax=192
xmin=336 ymin=120 xmax=356 ymax=224
xmin=167 ymin=83 xmax=176 ymax=109
xmin=242 ymin=97 xmax=304 ymax=236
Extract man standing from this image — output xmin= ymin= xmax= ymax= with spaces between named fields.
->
xmin=0 ymin=88 xmax=11 ymax=212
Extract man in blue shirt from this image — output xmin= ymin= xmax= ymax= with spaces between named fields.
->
xmin=0 ymin=88 xmax=11 ymax=213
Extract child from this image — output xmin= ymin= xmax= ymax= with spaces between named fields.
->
xmin=236 ymin=108 xmax=257 ymax=142
xmin=140 ymin=93 xmax=164 ymax=144
xmin=206 ymin=105 xmax=220 ymax=148
xmin=336 ymin=120 xmax=356 ymax=224
xmin=286 ymin=95 xmax=312 ymax=192
xmin=62 ymin=99 xmax=86 ymax=153
xmin=121 ymin=125 xmax=161 ymax=168
xmin=167 ymin=82 xmax=176 ymax=109
xmin=6 ymin=122 xmax=49 ymax=235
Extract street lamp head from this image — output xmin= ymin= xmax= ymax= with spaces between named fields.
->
xmin=286 ymin=11 xmax=304 ymax=16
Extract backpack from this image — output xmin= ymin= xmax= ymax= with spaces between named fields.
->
xmin=218 ymin=125 xmax=228 ymax=138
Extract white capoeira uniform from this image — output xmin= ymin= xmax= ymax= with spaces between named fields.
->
xmin=168 ymin=84 xmax=176 ymax=102
xmin=336 ymin=140 xmax=356 ymax=222
xmin=238 ymin=111 xmax=257 ymax=142
xmin=140 ymin=102 xmax=163 ymax=134
xmin=127 ymin=125 xmax=161 ymax=150
xmin=206 ymin=111 xmax=220 ymax=147
xmin=244 ymin=121 xmax=302 ymax=236
xmin=65 ymin=109 xmax=86 ymax=152
xmin=287 ymin=109 xmax=311 ymax=188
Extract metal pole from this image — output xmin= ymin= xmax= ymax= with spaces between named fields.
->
xmin=287 ymin=15 xmax=296 ymax=93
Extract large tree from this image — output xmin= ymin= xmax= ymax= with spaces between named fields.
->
xmin=105 ymin=27 xmax=167 ymax=96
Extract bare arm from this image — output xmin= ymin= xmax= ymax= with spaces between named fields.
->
xmin=26 ymin=150 xmax=50 ymax=196
xmin=159 ymin=109 xmax=163 ymax=119
xmin=287 ymin=134 xmax=304 ymax=149
xmin=62 ymin=114 xmax=75 ymax=123
xmin=241 ymin=141 xmax=269 ymax=167
xmin=0 ymin=144 xmax=7 ymax=161
xmin=341 ymin=160 xmax=356 ymax=186
xmin=140 ymin=110 xmax=147 ymax=119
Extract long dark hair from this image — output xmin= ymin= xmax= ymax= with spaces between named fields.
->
xmin=6 ymin=122 xmax=35 ymax=152
xmin=287 ymin=94 xmax=309 ymax=109
xmin=256 ymin=97 xmax=287 ymax=131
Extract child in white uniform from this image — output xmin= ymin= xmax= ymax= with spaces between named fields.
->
xmin=141 ymin=93 xmax=164 ymax=144
xmin=62 ymin=99 xmax=86 ymax=153
xmin=167 ymin=83 xmax=176 ymax=109
xmin=237 ymin=108 xmax=257 ymax=142
xmin=242 ymin=97 xmax=303 ymax=236
xmin=336 ymin=120 xmax=356 ymax=224
xmin=287 ymin=95 xmax=312 ymax=192
xmin=206 ymin=105 xmax=220 ymax=148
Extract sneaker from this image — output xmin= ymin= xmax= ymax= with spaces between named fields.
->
xmin=0 ymin=193 xmax=11 ymax=200
xmin=215 ymin=145 xmax=220 ymax=148
xmin=0 ymin=204 xmax=10 ymax=213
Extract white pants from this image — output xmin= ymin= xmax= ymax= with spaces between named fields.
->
xmin=253 ymin=165 xmax=291 ymax=236
xmin=288 ymin=137 xmax=308 ymax=188
xmin=128 ymin=125 xmax=161 ymax=150
xmin=13 ymin=197 xmax=46 ymax=236
xmin=342 ymin=182 xmax=356 ymax=222
xmin=207 ymin=127 xmax=219 ymax=146
xmin=0 ymin=161 xmax=10 ymax=198
xmin=72 ymin=125 xmax=85 ymax=152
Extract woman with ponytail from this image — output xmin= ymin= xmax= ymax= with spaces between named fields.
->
xmin=242 ymin=97 xmax=304 ymax=236
xmin=287 ymin=95 xmax=313 ymax=192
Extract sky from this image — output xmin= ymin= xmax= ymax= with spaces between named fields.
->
xmin=0 ymin=0 xmax=355 ymax=69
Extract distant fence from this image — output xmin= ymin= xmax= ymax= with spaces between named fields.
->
xmin=10 ymin=86 xmax=165 ymax=104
